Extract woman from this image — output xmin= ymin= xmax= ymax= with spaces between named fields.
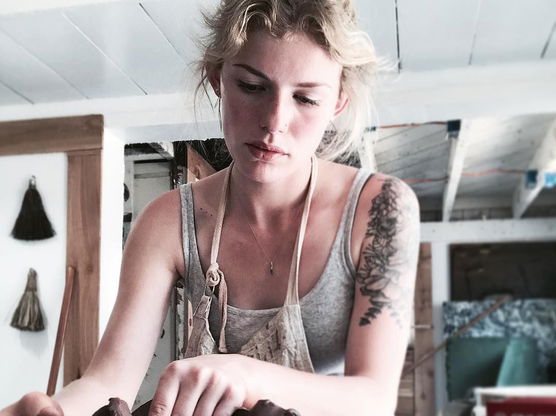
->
xmin=2 ymin=0 xmax=419 ymax=415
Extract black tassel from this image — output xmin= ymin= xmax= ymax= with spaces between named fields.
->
xmin=11 ymin=268 xmax=45 ymax=331
xmin=11 ymin=175 xmax=56 ymax=240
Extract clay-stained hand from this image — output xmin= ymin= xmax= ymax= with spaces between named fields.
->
xmin=148 ymin=354 xmax=249 ymax=416
xmin=0 ymin=392 xmax=63 ymax=416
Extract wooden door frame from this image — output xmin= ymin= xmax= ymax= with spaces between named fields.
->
xmin=0 ymin=114 xmax=103 ymax=386
xmin=414 ymin=243 xmax=435 ymax=415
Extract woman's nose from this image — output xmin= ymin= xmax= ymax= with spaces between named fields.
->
xmin=259 ymin=93 xmax=290 ymax=134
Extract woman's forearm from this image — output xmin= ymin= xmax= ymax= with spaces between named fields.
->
xmin=52 ymin=376 xmax=133 ymax=416
xmin=0 ymin=376 xmax=125 ymax=416
xmin=241 ymin=356 xmax=397 ymax=416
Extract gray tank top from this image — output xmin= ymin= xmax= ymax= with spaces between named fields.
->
xmin=179 ymin=169 xmax=372 ymax=375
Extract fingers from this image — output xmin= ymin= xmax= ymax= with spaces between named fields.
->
xmin=150 ymin=359 xmax=246 ymax=416
xmin=181 ymin=367 xmax=230 ymax=416
xmin=171 ymin=370 xmax=206 ymax=416
xmin=211 ymin=386 xmax=244 ymax=416
xmin=148 ymin=364 xmax=180 ymax=416
xmin=37 ymin=406 xmax=63 ymax=416
xmin=15 ymin=392 xmax=63 ymax=416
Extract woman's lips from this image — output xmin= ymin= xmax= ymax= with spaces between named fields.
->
xmin=246 ymin=142 xmax=286 ymax=161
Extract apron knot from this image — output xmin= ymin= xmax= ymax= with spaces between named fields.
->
xmin=206 ymin=262 xmax=229 ymax=353
xmin=206 ymin=263 xmax=223 ymax=287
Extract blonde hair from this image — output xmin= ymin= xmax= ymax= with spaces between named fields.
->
xmin=196 ymin=0 xmax=381 ymax=162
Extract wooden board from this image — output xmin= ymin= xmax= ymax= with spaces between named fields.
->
xmin=0 ymin=10 xmax=142 ymax=98
xmin=472 ymin=0 xmax=556 ymax=64
xmin=0 ymin=115 xmax=103 ymax=156
xmin=413 ymin=243 xmax=435 ymax=416
xmin=64 ymin=2 xmax=186 ymax=94
xmin=397 ymin=0 xmax=481 ymax=70
xmin=396 ymin=347 xmax=415 ymax=415
xmin=64 ymin=151 xmax=102 ymax=383
xmin=0 ymin=29 xmax=83 ymax=104
xmin=353 ymin=0 xmax=398 ymax=63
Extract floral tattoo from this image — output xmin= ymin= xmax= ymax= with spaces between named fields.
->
xmin=356 ymin=178 xmax=417 ymax=328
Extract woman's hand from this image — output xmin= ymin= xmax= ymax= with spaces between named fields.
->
xmin=0 ymin=392 xmax=63 ymax=416
xmin=148 ymin=354 xmax=252 ymax=416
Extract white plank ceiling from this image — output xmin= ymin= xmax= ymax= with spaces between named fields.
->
xmin=0 ymin=0 xmax=555 ymax=218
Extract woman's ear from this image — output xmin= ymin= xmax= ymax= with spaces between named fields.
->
xmin=207 ymin=64 xmax=222 ymax=97
xmin=333 ymin=90 xmax=349 ymax=117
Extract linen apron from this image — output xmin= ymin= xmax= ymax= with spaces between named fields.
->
xmin=184 ymin=157 xmax=318 ymax=373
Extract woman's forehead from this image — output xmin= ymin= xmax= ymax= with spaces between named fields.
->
xmin=224 ymin=31 xmax=343 ymax=86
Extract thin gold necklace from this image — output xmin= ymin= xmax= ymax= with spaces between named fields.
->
xmin=238 ymin=200 xmax=303 ymax=277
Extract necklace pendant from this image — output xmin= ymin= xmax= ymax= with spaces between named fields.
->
xmin=269 ymin=261 xmax=274 ymax=276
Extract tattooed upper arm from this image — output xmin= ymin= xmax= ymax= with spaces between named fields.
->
xmin=355 ymin=176 xmax=420 ymax=329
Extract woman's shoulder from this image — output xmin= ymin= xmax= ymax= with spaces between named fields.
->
xmin=349 ymin=171 xmax=420 ymax=264
xmin=316 ymin=160 xmax=415 ymax=201
xmin=138 ymin=168 xmax=226 ymax=221
xmin=360 ymin=172 xmax=419 ymax=205
xmin=128 ymin=189 xmax=183 ymax=253
xmin=138 ymin=187 xmax=182 ymax=222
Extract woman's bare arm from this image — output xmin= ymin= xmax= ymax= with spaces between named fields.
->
xmin=1 ymin=189 xmax=183 ymax=416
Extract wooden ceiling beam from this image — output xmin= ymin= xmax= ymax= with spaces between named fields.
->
xmin=0 ymin=0 xmax=139 ymax=15
xmin=512 ymin=120 xmax=556 ymax=218
xmin=442 ymin=120 xmax=470 ymax=221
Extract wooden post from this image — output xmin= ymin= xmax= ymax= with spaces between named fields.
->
xmin=64 ymin=150 xmax=102 ymax=383
xmin=414 ymin=243 xmax=435 ymax=415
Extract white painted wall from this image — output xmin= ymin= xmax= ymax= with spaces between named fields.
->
xmin=0 ymin=153 xmax=67 ymax=408
xmin=99 ymin=130 xmax=125 ymax=335
xmin=421 ymin=218 xmax=556 ymax=412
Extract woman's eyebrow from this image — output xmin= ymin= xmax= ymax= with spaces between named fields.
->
xmin=232 ymin=63 xmax=332 ymax=89
xmin=233 ymin=64 xmax=270 ymax=81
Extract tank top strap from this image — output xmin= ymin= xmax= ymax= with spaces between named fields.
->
xmin=339 ymin=169 xmax=374 ymax=276
xmin=179 ymin=183 xmax=196 ymax=297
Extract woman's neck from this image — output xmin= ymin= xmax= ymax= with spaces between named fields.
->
xmin=227 ymin=160 xmax=314 ymax=228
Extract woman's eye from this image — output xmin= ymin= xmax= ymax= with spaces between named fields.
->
xmin=295 ymin=95 xmax=318 ymax=106
xmin=238 ymin=81 xmax=263 ymax=92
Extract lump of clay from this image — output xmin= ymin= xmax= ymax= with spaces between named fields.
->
xmin=234 ymin=399 xmax=301 ymax=416
xmin=92 ymin=398 xmax=132 ymax=416
xmin=93 ymin=398 xmax=300 ymax=416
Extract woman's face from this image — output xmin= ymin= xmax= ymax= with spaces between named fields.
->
xmin=211 ymin=31 xmax=348 ymax=183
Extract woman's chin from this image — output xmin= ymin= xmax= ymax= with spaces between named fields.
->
xmin=232 ymin=157 xmax=287 ymax=184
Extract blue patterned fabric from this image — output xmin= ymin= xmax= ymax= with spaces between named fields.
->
xmin=443 ymin=299 xmax=556 ymax=379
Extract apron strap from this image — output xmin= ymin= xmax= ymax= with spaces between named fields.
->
xmin=205 ymin=165 xmax=233 ymax=353
xmin=285 ymin=156 xmax=318 ymax=306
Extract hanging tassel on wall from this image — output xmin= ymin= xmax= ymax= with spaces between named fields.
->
xmin=11 ymin=268 xmax=45 ymax=331
xmin=11 ymin=175 xmax=56 ymax=241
